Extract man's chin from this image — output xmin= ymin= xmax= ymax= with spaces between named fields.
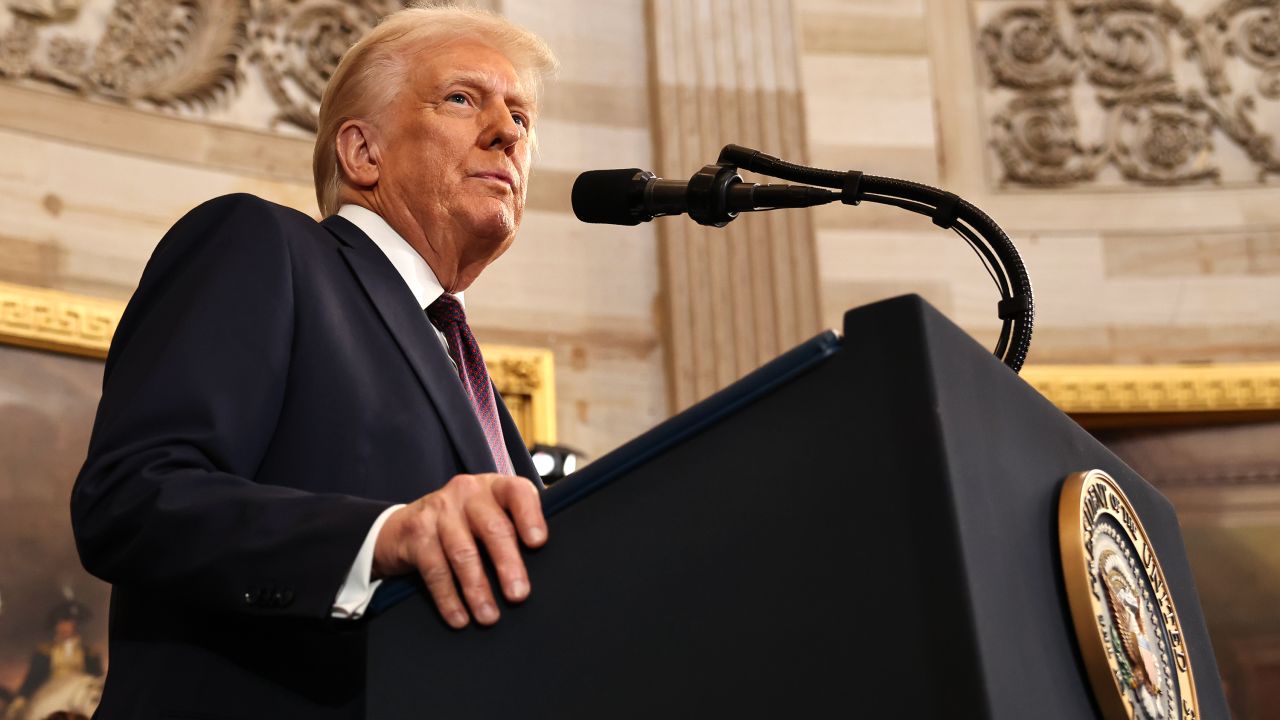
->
xmin=461 ymin=205 xmax=518 ymax=243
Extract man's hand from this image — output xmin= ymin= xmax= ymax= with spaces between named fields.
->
xmin=372 ymin=473 xmax=547 ymax=628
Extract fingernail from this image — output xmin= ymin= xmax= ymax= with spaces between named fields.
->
xmin=528 ymin=526 xmax=546 ymax=544
xmin=478 ymin=603 xmax=499 ymax=624
xmin=448 ymin=611 xmax=468 ymax=628
xmin=509 ymin=579 xmax=529 ymax=599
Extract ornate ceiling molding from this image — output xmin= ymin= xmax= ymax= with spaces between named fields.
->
xmin=976 ymin=0 xmax=1280 ymax=188
xmin=0 ymin=0 xmax=402 ymax=136
xmin=250 ymin=0 xmax=395 ymax=132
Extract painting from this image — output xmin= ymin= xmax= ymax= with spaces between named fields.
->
xmin=0 ymin=342 xmax=108 ymax=720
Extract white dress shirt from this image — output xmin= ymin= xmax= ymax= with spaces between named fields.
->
xmin=330 ymin=204 xmax=464 ymax=619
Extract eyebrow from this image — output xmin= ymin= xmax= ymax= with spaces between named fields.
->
xmin=438 ymin=70 xmax=534 ymax=111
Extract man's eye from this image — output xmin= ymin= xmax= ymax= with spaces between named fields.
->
xmin=512 ymin=114 xmax=527 ymax=127
xmin=446 ymin=93 xmax=468 ymax=105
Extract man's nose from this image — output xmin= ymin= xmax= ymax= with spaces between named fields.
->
xmin=483 ymin=110 xmax=522 ymax=153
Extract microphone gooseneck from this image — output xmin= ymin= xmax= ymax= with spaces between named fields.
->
xmin=571 ymin=146 xmax=1033 ymax=372
xmin=714 ymin=144 xmax=1034 ymax=373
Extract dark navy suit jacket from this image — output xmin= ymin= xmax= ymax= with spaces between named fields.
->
xmin=72 ymin=194 xmax=539 ymax=719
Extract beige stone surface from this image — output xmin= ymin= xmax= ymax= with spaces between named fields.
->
xmin=802 ymin=53 xmax=936 ymax=148
xmin=1104 ymin=228 xmax=1280 ymax=278
xmin=649 ymin=0 xmax=821 ymax=410
xmin=801 ymin=0 xmax=1280 ymax=366
xmin=0 ymin=126 xmax=317 ymax=300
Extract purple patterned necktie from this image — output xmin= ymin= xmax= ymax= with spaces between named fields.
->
xmin=426 ymin=294 xmax=514 ymax=475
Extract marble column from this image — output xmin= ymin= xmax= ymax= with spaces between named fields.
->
xmin=648 ymin=0 xmax=822 ymax=411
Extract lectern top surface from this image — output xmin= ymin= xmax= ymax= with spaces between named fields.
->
xmin=368 ymin=329 xmax=842 ymax=616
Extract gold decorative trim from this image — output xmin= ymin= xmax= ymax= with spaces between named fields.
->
xmin=0 ymin=281 xmax=119 ymax=359
xmin=1022 ymin=363 xmax=1280 ymax=414
xmin=0 ymin=281 xmax=558 ymax=446
xmin=484 ymin=344 xmax=558 ymax=447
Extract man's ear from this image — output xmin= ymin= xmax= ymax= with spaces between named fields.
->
xmin=335 ymin=119 xmax=381 ymax=190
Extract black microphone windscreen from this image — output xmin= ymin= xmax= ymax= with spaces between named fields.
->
xmin=571 ymin=169 xmax=645 ymax=225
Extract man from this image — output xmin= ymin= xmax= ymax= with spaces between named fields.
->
xmin=6 ymin=599 xmax=103 ymax=720
xmin=71 ymin=6 xmax=557 ymax=718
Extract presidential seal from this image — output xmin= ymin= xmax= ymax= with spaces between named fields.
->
xmin=1058 ymin=470 xmax=1199 ymax=720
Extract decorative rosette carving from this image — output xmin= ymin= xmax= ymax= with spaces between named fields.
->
xmin=1074 ymin=1 xmax=1180 ymax=90
xmin=980 ymin=5 xmax=1079 ymax=89
xmin=1187 ymin=89 xmax=1280 ymax=179
xmin=1218 ymin=0 xmax=1280 ymax=68
xmin=250 ymin=0 xmax=398 ymax=132
xmin=1110 ymin=92 xmax=1219 ymax=184
xmin=40 ymin=35 xmax=89 ymax=88
xmin=979 ymin=0 xmax=1280 ymax=188
xmin=1212 ymin=0 xmax=1280 ymax=98
xmin=992 ymin=93 xmax=1106 ymax=185
xmin=1259 ymin=70 xmax=1280 ymax=99
xmin=0 ymin=14 xmax=39 ymax=78
xmin=1241 ymin=7 xmax=1280 ymax=61
xmin=81 ymin=0 xmax=249 ymax=108
xmin=0 ymin=0 xmax=412 ymax=129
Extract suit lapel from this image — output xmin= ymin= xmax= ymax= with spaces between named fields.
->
xmin=323 ymin=215 xmax=497 ymax=476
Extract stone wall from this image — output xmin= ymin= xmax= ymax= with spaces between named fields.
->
xmin=799 ymin=0 xmax=1280 ymax=364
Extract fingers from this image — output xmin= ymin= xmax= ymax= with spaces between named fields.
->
xmin=401 ymin=473 xmax=546 ymax=628
xmin=415 ymin=526 xmax=470 ymax=629
xmin=493 ymin=475 xmax=548 ymax=549
xmin=439 ymin=512 xmax=501 ymax=625
xmin=466 ymin=496 xmax=530 ymax=605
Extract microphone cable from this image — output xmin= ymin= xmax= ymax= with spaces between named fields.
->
xmin=717 ymin=144 xmax=1034 ymax=373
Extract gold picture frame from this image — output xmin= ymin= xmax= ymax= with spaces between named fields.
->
xmin=1021 ymin=363 xmax=1280 ymax=428
xmin=0 ymin=280 xmax=557 ymax=446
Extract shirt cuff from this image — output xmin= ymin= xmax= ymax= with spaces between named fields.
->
xmin=332 ymin=504 xmax=404 ymax=620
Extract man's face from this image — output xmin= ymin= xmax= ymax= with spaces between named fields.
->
xmin=374 ymin=38 xmax=534 ymax=290
xmin=54 ymin=619 xmax=78 ymax=641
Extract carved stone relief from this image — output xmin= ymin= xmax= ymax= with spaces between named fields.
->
xmin=251 ymin=0 xmax=398 ymax=131
xmin=0 ymin=0 xmax=402 ymax=135
xmin=976 ymin=0 xmax=1280 ymax=188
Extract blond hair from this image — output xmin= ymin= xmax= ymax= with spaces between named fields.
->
xmin=312 ymin=5 xmax=558 ymax=216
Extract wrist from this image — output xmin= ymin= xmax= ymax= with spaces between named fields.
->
xmin=371 ymin=506 xmax=405 ymax=581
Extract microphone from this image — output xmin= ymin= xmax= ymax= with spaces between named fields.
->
xmin=572 ymin=166 xmax=837 ymax=227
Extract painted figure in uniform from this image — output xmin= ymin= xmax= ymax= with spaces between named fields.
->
xmin=4 ymin=599 xmax=102 ymax=720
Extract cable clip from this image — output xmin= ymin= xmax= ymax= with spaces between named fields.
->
xmin=997 ymin=295 xmax=1031 ymax=319
xmin=841 ymin=171 xmax=863 ymax=206
xmin=931 ymin=191 xmax=961 ymax=229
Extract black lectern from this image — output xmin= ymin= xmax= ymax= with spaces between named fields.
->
xmin=365 ymin=295 xmax=1228 ymax=719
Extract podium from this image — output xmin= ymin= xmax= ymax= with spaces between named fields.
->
xmin=365 ymin=295 xmax=1228 ymax=719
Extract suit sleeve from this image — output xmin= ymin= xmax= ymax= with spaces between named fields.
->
xmin=71 ymin=194 xmax=390 ymax=620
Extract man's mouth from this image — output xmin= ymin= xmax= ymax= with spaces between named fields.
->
xmin=470 ymin=171 xmax=515 ymax=189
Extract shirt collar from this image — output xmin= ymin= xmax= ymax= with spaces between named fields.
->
xmin=336 ymin=204 xmax=463 ymax=310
